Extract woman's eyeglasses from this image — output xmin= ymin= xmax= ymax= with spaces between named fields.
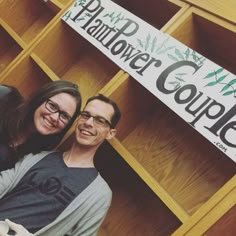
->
xmin=45 ymin=99 xmax=72 ymax=125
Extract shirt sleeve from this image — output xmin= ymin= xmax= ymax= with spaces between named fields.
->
xmin=70 ymin=186 xmax=112 ymax=236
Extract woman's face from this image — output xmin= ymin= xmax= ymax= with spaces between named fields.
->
xmin=33 ymin=93 xmax=77 ymax=135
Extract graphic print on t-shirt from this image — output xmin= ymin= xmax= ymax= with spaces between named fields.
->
xmin=0 ymin=152 xmax=98 ymax=233
xmin=23 ymin=171 xmax=77 ymax=206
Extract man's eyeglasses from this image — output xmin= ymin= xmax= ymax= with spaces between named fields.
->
xmin=45 ymin=99 xmax=72 ymax=125
xmin=79 ymin=111 xmax=112 ymax=128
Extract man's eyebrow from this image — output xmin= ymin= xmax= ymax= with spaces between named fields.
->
xmin=83 ymin=111 xmax=109 ymax=120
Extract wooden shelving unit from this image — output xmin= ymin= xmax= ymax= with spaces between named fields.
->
xmin=0 ymin=0 xmax=235 ymax=235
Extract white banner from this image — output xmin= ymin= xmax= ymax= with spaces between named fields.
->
xmin=62 ymin=0 xmax=236 ymax=162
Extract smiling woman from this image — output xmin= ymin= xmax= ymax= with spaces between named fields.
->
xmin=0 ymin=81 xmax=82 ymax=171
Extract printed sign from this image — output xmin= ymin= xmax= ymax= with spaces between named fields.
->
xmin=62 ymin=0 xmax=236 ymax=162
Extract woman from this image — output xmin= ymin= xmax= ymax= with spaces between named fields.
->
xmin=0 ymin=80 xmax=81 ymax=171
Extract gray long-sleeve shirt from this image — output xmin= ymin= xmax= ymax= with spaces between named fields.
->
xmin=0 ymin=151 xmax=112 ymax=236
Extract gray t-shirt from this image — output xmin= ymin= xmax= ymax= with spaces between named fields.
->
xmin=0 ymin=152 xmax=98 ymax=233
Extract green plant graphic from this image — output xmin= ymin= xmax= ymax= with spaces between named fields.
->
xmin=137 ymin=34 xmax=175 ymax=55
xmin=64 ymin=0 xmax=125 ymax=24
xmin=204 ymin=68 xmax=236 ymax=97
xmin=136 ymin=34 xmax=209 ymax=89
xmin=63 ymin=0 xmax=89 ymax=22
xmin=103 ymin=12 xmax=125 ymax=24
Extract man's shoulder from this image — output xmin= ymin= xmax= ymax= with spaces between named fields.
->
xmin=90 ymin=174 xmax=112 ymax=196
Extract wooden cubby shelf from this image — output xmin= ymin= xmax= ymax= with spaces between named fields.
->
xmin=114 ymin=0 xmax=188 ymax=31
xmin=0 ymin=20 xmax=24 ymax=74
xmin=0 ymin=0 xmax=61 ymax=44
xmin=0 ymin=0 xmax=235 ymax=235
xmin=165 ymin=7 xmax=236 ymax=74
xmin=95 ymin=141 xmax=182 ymax=236
xmin=106 ymin=76 xmax=236 ymax=217
xmin=32 ymin=20 xmax=122 ymax=101
xmin=1 ymin=54 xmax=52 ymax=96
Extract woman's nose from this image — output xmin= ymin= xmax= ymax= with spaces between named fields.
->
xmin=49 ymin=112 xmax=60 ymax=122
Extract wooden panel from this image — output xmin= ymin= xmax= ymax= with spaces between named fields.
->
xmin=0 ymin=0 xmax=59 ymax=43
xmin=172 ymin=176 xmax=236 ymax=235
xmin=206 ymin=205 xmax=236 ymax=236
xmin=33 ymin=21 xmax=121 ymax=99
xmin=181 ymin=0 xmax=236 ymax=24
xmin=57 ymin=0 xmax=71 ymax=5
xmin=0 ymin=24 xmax=22 ymax=74
xmin=1 ymin=55 xmax=52 ymax=96
xmin=113 ymin=0 xmax=184 ymax=30
xmin=108 ymin=77 xmax=236 ymax=215
xmin=166 ymin=8 xmax=236 ymax=74
xmin=95 ymin=142 xmax=182 ymax=236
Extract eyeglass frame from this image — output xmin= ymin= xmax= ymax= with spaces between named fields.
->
xmin=79 ymin=111 xmax=113 ymax=128
xmin=45 ymin=98 xmax=72 ymax=125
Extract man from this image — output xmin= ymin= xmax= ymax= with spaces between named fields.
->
xmin=0 ymin=94 xmax=121 ymax=236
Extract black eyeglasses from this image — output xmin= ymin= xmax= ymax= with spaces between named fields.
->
xmin=45 ymin=99 xmax=72 ymax=125
xmin=79 ymin=111 xmax=112 ymax=128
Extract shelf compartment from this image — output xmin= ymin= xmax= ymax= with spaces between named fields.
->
xmin=0 ymin=0 xmax=60 ymax=44
xmin=112 ymin=0 xmax=188 ymax=30
xmin=107 ymin=76 xmax=236 ymax=216
xmin=0 ymin=20 xmax=24 ymax=75
xmin=95 ymin=141 xmax=182 ymax=236
xmin=206 ymin=205 xmax=236 ymax=236
xmin=165 ymin=7 xmax=236 ymax=74
xmin=172 ymin=175 xmax=236 ymax=235
xmin=181 ymin=0 xmax=236 ymax=24
xmin=1 ymin=55 xmax=52 ymax=96
xmin=33 ymin=20 xmax=122 ymax=101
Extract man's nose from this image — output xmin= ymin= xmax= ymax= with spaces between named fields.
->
xmin=85 ymin=116 xmax=94 ymax=126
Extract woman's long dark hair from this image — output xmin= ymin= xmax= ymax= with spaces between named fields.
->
xmin=0 ymin=84 xmax=24 ymax=138
xmin=4 ymin=81 xmax=82 ymax=159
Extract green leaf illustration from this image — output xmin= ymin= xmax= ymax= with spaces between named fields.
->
xmin=198 ymin=57 xmax=206 ymax=65
xmin=203 ymin=68 xmax=224 ymax=79
xmin=169 ymin=81 xmax=179 ymax=85
xmin=175 ymin=76 xmax=185 ymax=82
xmin=223 ymin=90 xmax=236 ymax=96
xmin=145 ymin=34 xmax=151 ymax=51
xmin=174 ymin=82 xmax=181 ymax=89
xmin=184 ymin=48 xmax=190 ymax=60
xmin=206 ymin=74 xmax=228 ymax=86
xmin=221 ymin=79 xmax=236 ymax=92
xmin=216 ymin=74 xmax=228 ymax=83
xmin=205 ymin=81 xmax=219 ymax=87
xmin=157 ymin=46 xmax=175 ymax=54
xmin=114 ymin=12 xmax=122 ymax=24
xmin=168 ymin=53 xmax=179 ymax=61
xmin=175 ymin=48 xmax=184 ymax=60
xmin=155 ymin=36 xmax=169 ymax=53
xmin=63 ymin=11 xmax=72 ymax=21
xmin=175 ymin=73 xmax=187 ymax=76
xmin=192 ymin=51 xmax=197 ymax=61
xmin=137 ymin=39 xmax=143 ymax=48
xmin=151 ymin=37 xmax=157 ymax=53
xmin=205 ymin=74 xmax=228 ymax=87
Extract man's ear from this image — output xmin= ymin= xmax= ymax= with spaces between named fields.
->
xmin=106 ymin=128 xmax=117 ymax=140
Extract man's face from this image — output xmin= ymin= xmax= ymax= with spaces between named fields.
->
xmin=75 ymin=99 xmax=116 ymax=149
